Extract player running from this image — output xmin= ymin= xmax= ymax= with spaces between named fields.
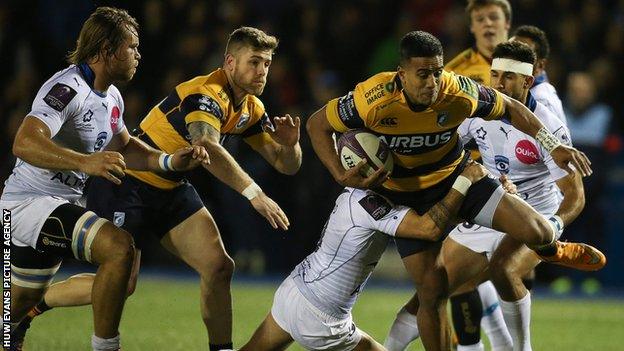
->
xmin=2 ymin=7 xmax=208 ymax=351
xmin=307 ymin=30 xmax=604 ymax=351
xmin=240 ymin=160 xmax=491 ymax=351
xmin=13 ymin=26 xmax=301 ymax=351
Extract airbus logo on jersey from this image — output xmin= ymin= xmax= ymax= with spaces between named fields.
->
xmin=378 ymin=130 xmax=454 ymax=155
xmin=379 ymin=117 xmax=397 ymax=126
xmin=495 ymin=155 xmax=510 ymax=174
xmin=515 ymin=140 xmax=540 ymax=164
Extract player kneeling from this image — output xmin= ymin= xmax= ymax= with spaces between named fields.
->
xmin=240 ymin=160 xmax=489 ymax=351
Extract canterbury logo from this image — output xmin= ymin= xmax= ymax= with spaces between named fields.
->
xmin=379 ymin=117 xmax=397 ymax=126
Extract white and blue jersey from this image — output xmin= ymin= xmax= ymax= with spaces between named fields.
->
xmin=458 ymin=94 xmax=571 ymax=214
xmin=531 ymin=72 xmax=566 ymax=125
xmin=449 ymin=94 xmax=572 ymax=257
xmin=2 ymin=64 xmax=126 ymax=202
xmin=290 ymin=188 xmax=409 ymax=318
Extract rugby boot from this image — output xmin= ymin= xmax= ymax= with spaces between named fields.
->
xmin=539 ymin=241 xmax=606 ymax=271
xmin=9 ymin=315 xmax=32 ymax=351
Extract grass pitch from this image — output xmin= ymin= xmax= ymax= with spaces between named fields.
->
xmin=20 ymin=278 xmax=624 ymax=350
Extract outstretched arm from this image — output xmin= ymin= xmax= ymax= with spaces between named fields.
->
xmin=188 ymin=121 xmax=289 ymax=230
xmin=503 ymin=95 xmax=592 ymax=176
xmin=106 ymin=129 xmax=209 ymax=173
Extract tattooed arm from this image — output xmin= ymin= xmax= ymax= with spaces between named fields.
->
xmin=188 ymin=121 xmax=254 ymax=193
xmin=187 ymin=121 xmax=290 ymax=230
xmin=394 ymin=161 xmax=489 ymax=240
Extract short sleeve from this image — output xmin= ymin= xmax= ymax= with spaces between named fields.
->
xmin=471 ymin=84 xmax=506 ymax=121
xmin=326 ymin=90 xmax=367 ymax=132
xmin=182 ymin=93 xmax=224 ymax=131
xmin=242 ymin=112 xmax=274 ymax=149
xmin=457 ymin=118 xmax=475 ymax=145
xmin=29 ymin=81 xmax=80 ymax=137
xmin=110 ymin=86 xmax=126 ymax=135
xmin=352 ymin=190 xmax=410 ymax=236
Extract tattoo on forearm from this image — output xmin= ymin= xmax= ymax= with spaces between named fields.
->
xmin=187 ymin=121 xmax=219 ymax=144
xmin=427 ymin=201 xmax=452 ymax=230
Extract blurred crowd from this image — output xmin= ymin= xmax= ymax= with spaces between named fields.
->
xmin=1 ymin=0 xmax=623 ymax=285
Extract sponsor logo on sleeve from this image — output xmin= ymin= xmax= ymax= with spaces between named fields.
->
xmin=515 ymin=139 xmax=540 ymax=164
xmin=43 ymin=83 xmax=77 ymax=111
xmin=110 ymin=106 xmax=120 ymax=133
xmin=338 ymin=91 xmax=358 ymax=121
xmin=358 ymin=193 xmax=392 ymax=220
xmin=198 ymin=95 xmax=224 ymax=120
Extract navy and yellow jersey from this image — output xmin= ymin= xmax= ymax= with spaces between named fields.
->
xmin=326 ymin=70 xmax=505 ymax=192
xmin=127 ymin=68 xmax=273 ymax=189
xmin=445 ymin=48 xmax=492 ymax=85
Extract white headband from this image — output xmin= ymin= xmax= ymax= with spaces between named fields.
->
xmin=491 ymin=58 xmax=533 ymax=76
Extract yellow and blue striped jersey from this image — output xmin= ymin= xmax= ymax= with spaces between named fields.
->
xmin=326 ymin=70 xmax=505 ymax=192
xmin=127 ymin=68 xmax=273 ymax=189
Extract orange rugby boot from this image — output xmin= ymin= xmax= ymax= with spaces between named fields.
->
xmin=539 ymin=241 xmax=606 ymax=271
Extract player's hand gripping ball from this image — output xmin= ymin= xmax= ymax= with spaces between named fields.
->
xmin=337 ymin=129 xmax=394 ymax=176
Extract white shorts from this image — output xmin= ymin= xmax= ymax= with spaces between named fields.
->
xmin=1 ymin=195 xmax=69 ymax=248
xmin=271 ymin=277 xmax=363 ymax=351
xmin=449 ymin=215 xmax=562 ymax=260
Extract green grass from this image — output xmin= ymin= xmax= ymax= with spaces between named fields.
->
xmin=21 ymin=278 xmax=624 ymax=350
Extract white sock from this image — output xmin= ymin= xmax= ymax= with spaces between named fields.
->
xmin=500 ymin=292 xmax=532 ymax=351
xmin=457 ymin=341 xmax=485 ymax=351
xmin=384 ymin=307 xmax=420 ymax=351
xmin=478 ymin=281 xmax=513 ymax=351
xmin=92 ymin=334 xmax=120 ymax=351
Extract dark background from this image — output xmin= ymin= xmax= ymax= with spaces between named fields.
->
xmin=2 ymin=0 xmax=623 ymax=289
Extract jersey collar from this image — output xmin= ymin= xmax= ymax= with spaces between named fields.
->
xmin=532 ymin=72 xmax=548 ymax=87
xmin=394 ymin=74 xmax=429 ymax=112
xmin=78 ymin=63 xmax=107 ymax=97
xmin=525 ymin=91 xmax=537 ymax=112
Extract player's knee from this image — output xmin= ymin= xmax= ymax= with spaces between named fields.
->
xmin=489 ymin=259 xmax=517 ymax=286
xmin=416 ymin=285 xmax=447 ymax=309
xmin=198 ymin=254 xmax=234 ymax=283
xmin=97 ymin=226 xmax=135 ymax=266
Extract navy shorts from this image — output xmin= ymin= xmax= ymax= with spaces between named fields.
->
xmin=86 ymin=175 xmax=204 ymax=249
xmin=376 ymin=157 xmax=501 ymax=258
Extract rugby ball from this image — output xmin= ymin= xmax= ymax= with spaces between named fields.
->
xmin=337 ymin=129 xmax=394 ymax=176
